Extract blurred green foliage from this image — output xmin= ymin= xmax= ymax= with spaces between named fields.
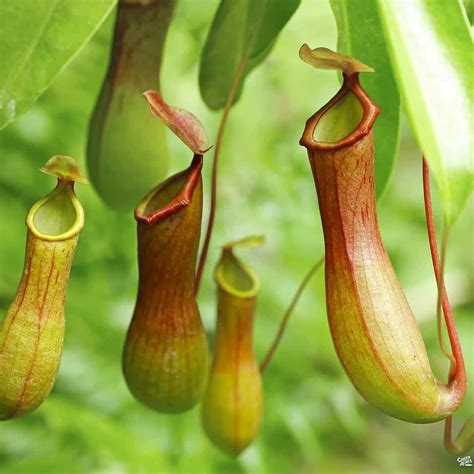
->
xmin=0 ymin=0 xmax=472 ymax=473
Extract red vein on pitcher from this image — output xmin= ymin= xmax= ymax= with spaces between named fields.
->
xmin=299 ymin=46 xmax=467 ymax=424
xmin=0 ymin=156 xmax=86 ymax=420
xmin=124 ymin=155 xmax=209 ymax=413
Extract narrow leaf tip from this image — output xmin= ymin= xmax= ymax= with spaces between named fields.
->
xmin=299 ymin=44 xmax=374 ymax=76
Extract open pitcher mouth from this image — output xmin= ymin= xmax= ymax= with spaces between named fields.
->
xmin=214 ymin=236 xmax=263 ymax=299
xmin=215 ymin=250 xmax=260 ymax=299
xmin=27 ymin=180 xmax=85 ymax=241
xmin=134 ymin=154 xmax=203 ymax=225
xmin=300 ymin=74 xmax=380 ymax=151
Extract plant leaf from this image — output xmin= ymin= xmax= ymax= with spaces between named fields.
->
xmin=199 ymin=0 xmax=300 ymax=110
xmin=0 ymin=0 xmax=116 ymax=130
xmin=463 ymin=0 xmax=473 ymax=25
xmin=376 ymin=0 xmax=473 ymax=224
xmin=330 ymin=0 xmax=401 ymax=199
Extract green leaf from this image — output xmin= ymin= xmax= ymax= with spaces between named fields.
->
xmin=199 ymin=0 xmax=300 ymax=110
xmin=463 ymin=0 xmax=473 ymax=25
xmin=330 ymin=0 xmax=401 ymax=199
xmin=376 ymin=0 xmax=473 ymax=224
xmin=0 ymin=0 xmax=116 ymax=130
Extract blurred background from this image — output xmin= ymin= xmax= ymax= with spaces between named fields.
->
xmin=0 ymin=0 xmax=472 ymax=472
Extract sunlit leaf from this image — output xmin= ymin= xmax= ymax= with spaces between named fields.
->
xmin=376 ymin=0 xmax=473 ymax=224
xmin=330 ymin=0 xmax=401 ymax=199
xmin=199 ymin=0 xmax=300 ymax=110
xmin=0 ymin=0 xmax=116 ymax=130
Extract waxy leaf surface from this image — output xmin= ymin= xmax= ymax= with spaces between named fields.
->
xmin=0 ymin=0 xmax=116 ymax=130
xmin=199 ymin=0 xmax=300 ymax=110
xmin=376 ymin=0 xmax=473 ymax=223
xmin=330 ymin=0 xmax=401 ymax=198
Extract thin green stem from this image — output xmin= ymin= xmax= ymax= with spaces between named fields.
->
xmin=260 ymin=257 xmax=324 ymax=373
xmin=194 ymin=2 xmax=269 ymax=295
xmin=194 ymin=57 xmax=247 ymax=295
xmin=444 ymin=414 xmax=474 ymax=456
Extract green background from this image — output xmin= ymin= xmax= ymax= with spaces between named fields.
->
xmin=0 ymin=0 xmax=472 ymax=473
